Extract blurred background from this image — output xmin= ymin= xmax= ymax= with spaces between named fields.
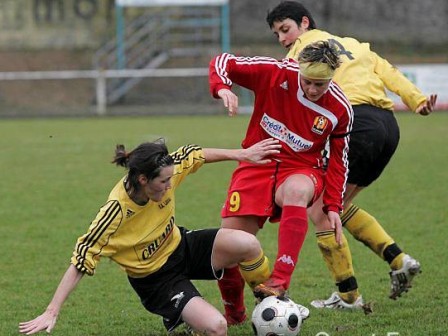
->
xmin=0 ymin=0 xmax=447 ymax=117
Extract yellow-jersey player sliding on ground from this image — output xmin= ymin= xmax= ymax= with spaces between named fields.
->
xmin=265 ymin=1 xmax=437 ymax=310
xmin=19 ymin=138 xmax=282 ymax=336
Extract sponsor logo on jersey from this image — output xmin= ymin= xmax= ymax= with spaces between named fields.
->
xmin=141 ymin=216 xmax=175 ymax=260
xmin=171 ymin=291 xmax=185 ymax=309
xmin=277 ymin=254 xmax=295 ymax=267
xmin=312 ymin=116 xmax=329 ymax=135
xmin=260 ymin=113 xmax=313 ymax=152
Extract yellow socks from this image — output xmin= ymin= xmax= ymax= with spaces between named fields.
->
xmin=341 ymin=204 xmax=405 ymax=269
xmin=239 ymin=251 xmax=270 ymax=289
xmin=316 ymin=230 xmax=360 ymax=303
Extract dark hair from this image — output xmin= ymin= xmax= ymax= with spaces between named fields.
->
xmin=266 ymin=1 xmax=316 ymax=30
xmin=112 ymin=138 xmax=174 ymax=192
xmin=298 ymin=40 xmax=341 ymax=70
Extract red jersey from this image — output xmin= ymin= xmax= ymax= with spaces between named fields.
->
xmin=209 ymin=53 xmax=353 ymax=213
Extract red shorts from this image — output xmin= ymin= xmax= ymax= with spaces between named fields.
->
xmin=221 ymin=161 xmax=325 ymax=227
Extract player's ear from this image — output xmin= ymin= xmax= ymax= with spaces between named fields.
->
xmin=137 ymin=174 xmax=148 ymax=186
xmin=300 ymin=16 xmax=310 ymax=29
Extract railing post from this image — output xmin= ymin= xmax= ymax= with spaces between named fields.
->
xmin=115 ymin=4 xmax=126 ymax=70
xmin=96 ymin=70 xmax=107 ymax=116
xmin=220 ymin=2 xmax=230 ymax=52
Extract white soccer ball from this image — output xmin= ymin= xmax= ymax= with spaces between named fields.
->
xmin=251 ymin=296 xmax=302 ymax=336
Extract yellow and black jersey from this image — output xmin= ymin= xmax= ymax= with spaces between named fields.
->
xmin=288 ymin=29 xmax=426 ymax=112
xmin=71 ymin=144 xmax=205 ymax=278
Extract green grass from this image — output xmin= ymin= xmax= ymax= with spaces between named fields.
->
xmin=2 ymin=112 xmax=447 ymax=335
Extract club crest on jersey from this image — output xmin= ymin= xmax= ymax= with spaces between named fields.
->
xmin=312 ymin=116 xmax=329 ymax=135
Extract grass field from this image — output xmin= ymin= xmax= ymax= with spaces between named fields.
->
xmin=1 ymin=112 xmax=447 ymax=336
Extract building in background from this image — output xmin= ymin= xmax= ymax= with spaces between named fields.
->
xmin=0 ymin=0 xmax=447 ymax=116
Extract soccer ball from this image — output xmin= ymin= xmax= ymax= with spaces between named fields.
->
xmin=251 ymin=296 xmax=302 ymax=336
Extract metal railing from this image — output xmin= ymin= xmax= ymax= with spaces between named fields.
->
xmin=0 ymin=68 xmax=208 ymax=115
xmin=92 ymin=6 xmax=222 ymax=104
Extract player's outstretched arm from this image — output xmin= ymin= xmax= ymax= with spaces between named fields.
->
xmin=416 ymin=94 xmax=438 ymax=116
xmin=203 ymin=138 xmax=281 ymax=165
xmin=19 ymin=264 xmax=84 ymax=335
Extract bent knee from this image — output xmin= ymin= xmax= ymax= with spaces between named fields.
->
xmin=206 ymin=316 xmax=227 ymax=336
xmin=277 ymin=176 xmax=315 ymax=206
xmin=216 ymin=229 xmax=261 ymax=261
xmin=234 ymin=230 xmax=261 ymax=258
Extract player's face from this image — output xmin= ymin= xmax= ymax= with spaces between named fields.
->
xmin=271 ymin=18 xmax=307 ymax=49
xmin=300 ymin=75 xmax=331 ymax=102
xmin=145 ymin=165 xmax=174 ymax=202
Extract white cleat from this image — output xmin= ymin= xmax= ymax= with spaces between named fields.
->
xmin=311 ymin=292 xmax=364 ymax=310
xmin=389 ymin=254 xmax=421 ymax=300
xmin=296 ymin=303 xmax=310 ymax=320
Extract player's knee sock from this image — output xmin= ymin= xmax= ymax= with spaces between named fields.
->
xmin=270 ymin=205 xmax=308 ymax=289
xmin=218 ymin=266 xmax=246 ymax=317
xmin=342 ymin=204 xmax=404 ymax=267
xmin=239 ymin=251 xmax=270 ymax=289
xmin=385 ymin=243 xmax=405 ymax=270
xmin=316 ymin=230 xmax=360 ymax=303
xmin=338 ymin=276 xmax=360 ymax=304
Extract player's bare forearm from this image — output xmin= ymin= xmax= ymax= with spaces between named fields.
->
xmin=203 ymin=138 xmax=281 ymax=164
xmin=19 ymin=265 xmax=84 ymax=335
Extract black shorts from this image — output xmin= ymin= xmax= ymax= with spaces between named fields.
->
xmin=347 ymin=105 xmax=400 ymax=187
xmin=128 ymin=227 xmax=222 ymax=332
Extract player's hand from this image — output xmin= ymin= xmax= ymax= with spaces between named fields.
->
xmin=217 ymin=88 xmax=239 ymax=116
xmin=327 ymin=210 xmax=343 ymax=245
xmin=416 ymin=94 xmax=437 ymax=116
xmin=242 ymin=138 xmax=281 ymax=164
xmin=19 ymin=310 xmax=58 ymax=335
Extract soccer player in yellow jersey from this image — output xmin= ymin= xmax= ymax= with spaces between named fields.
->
xmin=19 ymin=138 xmax=282 ymax=335
xmin=265 ymin=1 xmax=437 ymax=309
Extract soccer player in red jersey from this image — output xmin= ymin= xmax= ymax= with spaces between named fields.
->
xmin=209 ymin=41 xmax=353 ymax=324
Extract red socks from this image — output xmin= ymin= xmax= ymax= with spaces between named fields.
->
xmin=218 ymin=206 xmax=308 ymax=316
xmin=217 ymin=266 xmax=246 ymax=318
xmin=271 ymin=205 xmax=308 ymax=289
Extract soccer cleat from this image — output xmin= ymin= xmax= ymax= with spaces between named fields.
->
xmin=296 ymin=303 xmax=310 ymax=321
xmin=253 ymin=281 xmax=286 ymax=302
xmin=310 ymin=291 xmax=364 ymax=310
xmin=389 ymin=254 xmax=421 ymax=300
